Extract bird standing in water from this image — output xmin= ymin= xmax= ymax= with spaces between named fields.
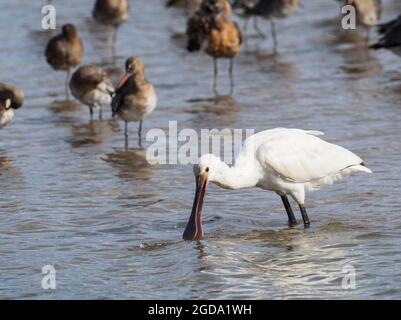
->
xmin=112 ymin=57 xmax=157 ymax=148
xmin=93 ymin=0 xmax=129 ymax=58
xmin=183 ymin=128 xmax=372 ymax=241
xmin=69 ymin=65 xmax=114 ymax=120
xmin=244 ymin=0 xmax=299 ymax=53
xmin=232 ymin=0 xmax=266 ymax=39
xmin=187 ymin=0 xmax=242 ymax=96
xmin=45 ymin=24 xmax=83 ymax=99
xmin=0 ymin=83 xmax=24 ymax=129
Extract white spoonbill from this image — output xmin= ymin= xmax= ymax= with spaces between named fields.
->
xmin=183 ymin=128 xmax=372 ymax=240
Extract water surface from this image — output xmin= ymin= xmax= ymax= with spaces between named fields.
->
xmin=0 ymin=0 xmax=401 ymax=299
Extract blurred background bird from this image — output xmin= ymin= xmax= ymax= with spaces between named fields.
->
xmin=242 ymin=0 xmax=299 ymax=53
xmin=45 ymin=24 xmax=83 ymax=99
xmin=371 ymin=15 xmax=401 ymax=56
xmin=93 ymin=0 xmax=129 ymax=59
xmin=111 ymin=57 xmax=157 ymax=148
xmin=186 ymin=0 xmax=242 ymax=95
xmin=231 ymin=0 xmax=266 ymax=39
xmin=0 ymin=83 xmax=24 ymax=129
xmin=69 ymin=65 xmax=114 ymax=120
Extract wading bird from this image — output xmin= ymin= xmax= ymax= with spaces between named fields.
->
xmin=45 ymin=24 xmax=83 ymax=99
xmin=370 ymin=15 xmax=401 ymax=56
xmin=243 ymin=0 xmax=299 ymax=52
xmin=69 ymin=65 xmax=114 ymax=120
xmin=0 ymin=83 xmax=24 ymax=129
xmin=183 ymin=128 xmax=372 ymax=240
xmin=232 ymin=0 xmax=266 ymax=38
xmin=93 ymin=0 xmax=129 ymax=55
xmin=111 ymin=57 xmax=157 ymax=148
xmin=187 ymin=0 xmax=242 ymax=95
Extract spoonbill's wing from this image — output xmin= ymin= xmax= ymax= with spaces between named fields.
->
xmin=256 ymin=130 xmax=369 ymax=183
xmin=235 ymin=128 xmax=324 ymax=167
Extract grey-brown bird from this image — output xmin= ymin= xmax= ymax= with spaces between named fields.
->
xmin=0 ymin=83 xmax=24 ymax=129
xmin=166 ymin=0 xmax=202 ymax=16
xmin=93 ymin=0 xmax=129 ymax=50
xmin=371 ymin=15 xmax=401 ymax=57
xmin=232 ymin=0 xmax=266 ymax=38
xmin=244 ymin=0 xmax=299 ymax=52
xmin=111 ymin=57 xmax=157 ymax=148
xmin=45 ymin=24 xmax=83 ymax=99
xmin=69 ymin=65 xmax=114 ymax=120
xmin=187 ymin=0 xmax=242 ymax=95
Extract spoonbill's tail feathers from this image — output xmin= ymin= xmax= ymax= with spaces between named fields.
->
xmin=354 ymin=163 xmax=373 ymax=174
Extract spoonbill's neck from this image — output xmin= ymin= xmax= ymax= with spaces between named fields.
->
xmin=211 ymin=160 xmax=259 ymax=190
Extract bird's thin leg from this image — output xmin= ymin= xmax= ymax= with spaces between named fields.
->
xmin=112 ymin=25 xmax=119 ymax=47
xmin=99 ymin=104 xmax=103 ymax=120
xmin=253 ymin=17 xmax=266 ymax=38
xmin=270 ymin=20 xmax=278 ymax=54
xmin=213 ymin=58 xmax=218 ymax=97
xmin=89 ymin=106 xmax=94 ymax=121
xmin=243 ymin=17 xmax=249 ymax=34
xmin=138 ymin=120 xmax=143 ymax=148
xmin=112 ymin=25 xmax=119 ymax=63
xmin=243 ymin=18 xmax=249 ymax=47
xmin=229 ymin=58 xmax=234 ymax=96
xmin=365 ymin=28 xmax=370 ymax=44
xmin=281 ymin=195 xmax=297 ymax=225
xmin=124 ymin=120 xmax=129 ymax=150
xmin=65 ymin=69 xmax=71 ymax=100
xmin=299 ymin=204 xmax=310 ymax=227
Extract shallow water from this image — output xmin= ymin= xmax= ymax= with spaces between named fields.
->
xmin=1 ymin=0 xmax=401 ymax=299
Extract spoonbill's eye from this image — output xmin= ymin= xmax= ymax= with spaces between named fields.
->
xmin=205 ymin=167 xmax=209 ymax=172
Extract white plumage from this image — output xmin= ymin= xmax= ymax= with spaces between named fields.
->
xmin=206 ymin=128 xmax=371 ymax=202
xmin=0 ymin=108 xmax=14 ymax=129
xmin=183 ymin=128 xmax=372 ymax=240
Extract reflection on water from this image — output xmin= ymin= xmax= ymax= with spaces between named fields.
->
xmin=186 ymin=95 xmax=240 ymax=115
xmin=329 ymin=27 xmax=382 ymax=78
xmin=0 ymin=155 xmax=14 ymax=170
xmin=102 ymin=148 xmax=154 ymax=181
xmin=68 ymin=120 xmax=118 ymax=148
xmin=48 ymin=99 xmax=81 ymax=123
xmin=0 ymin=0 xmax=401 ymax=299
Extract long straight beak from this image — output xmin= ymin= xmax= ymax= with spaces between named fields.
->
xmin=117 ymin=73 xmax=131 ymax=89
xmin=183 ymin=173 xmax=208 ymax=241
